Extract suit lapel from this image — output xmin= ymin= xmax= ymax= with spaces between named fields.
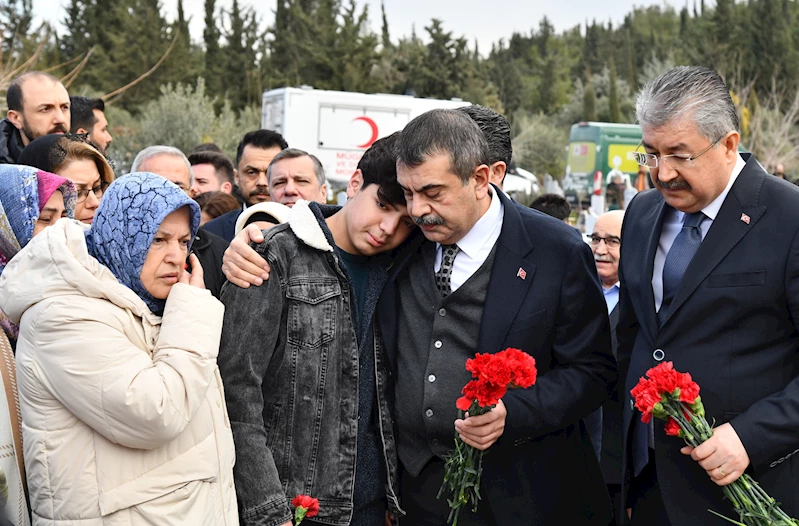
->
xmin=661 ymin=158 xmax=767 ymax=329
xmin=640 ymin=196 xmax=668 ymax=340
xmin=477 ymin=191 xmax=536 ymax=354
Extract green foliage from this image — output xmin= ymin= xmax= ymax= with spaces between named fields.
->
xmin=6 ymin=0 xmax=799 ymax=180
xmin=104 ymin=78 xmax=260 ymax=172
xmin=512 ymin=112 xmax=569 ymax=177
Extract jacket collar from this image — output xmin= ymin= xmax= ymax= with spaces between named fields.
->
xmin=287 ymin=200 xmax=341 ymax=253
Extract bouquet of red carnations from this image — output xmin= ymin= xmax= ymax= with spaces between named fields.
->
xmin=438 ymin=348 xmax=538 ymax=525
xmin=631 ymin=362 xmax=799 ymax=526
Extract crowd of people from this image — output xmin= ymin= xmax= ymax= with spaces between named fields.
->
xmin=0 ymin=65 xmax=794 ymax=526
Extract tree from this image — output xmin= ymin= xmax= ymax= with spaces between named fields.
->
xmin=0 ymin=0 xmax=32 ymax=56
xmin=608 ymin=58 xmax=621 ymax=122
xmin=204 ymin=0 xmax=223 ymax=97
xmin=583 ymin=77 xmax=597 ymax=121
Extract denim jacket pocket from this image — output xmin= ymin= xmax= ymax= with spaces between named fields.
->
xmin=287 ymin=278 xmax=340 ymax=347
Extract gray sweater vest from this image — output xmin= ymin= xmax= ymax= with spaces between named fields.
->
xmin=395 ymin=241 xmax=498 ymax=476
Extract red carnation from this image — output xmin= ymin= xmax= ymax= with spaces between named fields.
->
xmin=631 ymin=378 xmax=660 ymax=424
xmin=456 ymin=396 xmax=473 ymax=411
xmin=647 ymin=362 xmax=682 ymax=395
xmin=496 ymin=348 xmax=537 ymax=388
xmin=292 ymin=494 xmax=319 ymax=525
xmin=465 ymin=353 xmax=494 ymax=377
xmin=664 ymin=417 xmax=681 ymax=437
xmin=677 ymin=372 xmax=700 ymax=404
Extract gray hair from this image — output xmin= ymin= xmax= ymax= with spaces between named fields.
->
xmin=131 ymin=145 xmax=194 ymax=185
xmin=266 ymin=148 xmax=326 ymax=187
xmin=395 ymin=109 xmax=489 ymax=184
xmin=636 ymin=66 xmax=740 ymax=142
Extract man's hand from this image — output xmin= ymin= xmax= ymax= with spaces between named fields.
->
xmin=221 ymin=223 xmax=271 ymax=288
xmin=681 ymin=422 xmax=750 ymax=486
xmin=455 ymin=399 xmax=507 ymax=450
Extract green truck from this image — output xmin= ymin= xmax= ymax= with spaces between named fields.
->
xmin=564 ymin=121 xmax=643 ymax=199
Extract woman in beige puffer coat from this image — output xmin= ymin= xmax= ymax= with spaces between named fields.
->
xmin=0 ymin=173 xmax=238 ymax=525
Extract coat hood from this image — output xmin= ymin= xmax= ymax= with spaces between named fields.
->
xmin=0 ymin=218 xmax=155 ymax=325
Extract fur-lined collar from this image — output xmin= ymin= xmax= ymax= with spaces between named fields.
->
xmin=288 ymin=200 xmax=334 ymax=252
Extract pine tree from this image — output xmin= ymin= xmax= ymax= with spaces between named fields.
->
xmin=380 ymin=0 xmax=391 ymax=50
xmin=223 ymin=0 xmax=248 ymax=110
xmin=608 ymin=58 xmax=621 ymax=122
xmin=204 ymin=0 xmax=223 ymax=97
xmin=583 ymin=77 xmax=597 ymax=121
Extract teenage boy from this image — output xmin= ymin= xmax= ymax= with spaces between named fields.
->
xmin=218 ymin=134 xmax=414 ymax=526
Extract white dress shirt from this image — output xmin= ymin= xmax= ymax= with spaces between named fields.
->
xmin=434 ymin=188 xmax=504 ymax=292
xmin=652 ymin=154 xmax=747 ymax=311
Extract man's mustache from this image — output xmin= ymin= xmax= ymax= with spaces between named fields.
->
xmin=50 ymin=124 xmax=68 ymax=134
xmin=594 ymin=255 xmax=614 ymax=263
xmin=657 ymin=177 xmax=691 ymax=190
xmin=414 ymin=215 xmax=445 ymax=226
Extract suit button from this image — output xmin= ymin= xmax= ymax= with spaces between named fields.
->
xmin=434 ymin=341 xmax=443 ymax=349
xmin=432 ymin=439 xmax=439 ymax=446
xmin=428 ymin=374 xmax=436 ymax=383
xmin=425 ymin=409 xmax=434 ymax=418
xmin=439 ymin=308 xmax=446 ymax=316
xmin=653 ymin=349 xmax=665 ymax=361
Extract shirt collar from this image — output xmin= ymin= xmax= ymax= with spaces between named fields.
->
xmin=603 ymin=282 xmax=620 ymax=293
xmin=441 ymin=187 xmax=502 ymax=259
xmin=700 ymin=153 xmax=746 ymax=221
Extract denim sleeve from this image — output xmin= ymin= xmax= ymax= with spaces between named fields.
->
xmin=218 ymin=262 xmax=292 ymax=526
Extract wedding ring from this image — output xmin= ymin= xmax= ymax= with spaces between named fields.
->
xmin=718 ymin=466 xmax=726 ymax=477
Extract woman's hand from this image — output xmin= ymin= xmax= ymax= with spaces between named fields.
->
xmin=179 ymin=253 xmax=206 ymax=290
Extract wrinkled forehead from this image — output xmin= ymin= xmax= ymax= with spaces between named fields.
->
xmin=641 ymin=118 xmax=702 ymax=152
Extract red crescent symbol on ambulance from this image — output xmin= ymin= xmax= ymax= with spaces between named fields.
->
xmin=354 ymin=116 xmax=379 ymax=148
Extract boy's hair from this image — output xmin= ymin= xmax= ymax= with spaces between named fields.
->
xmin=529 ymin=193 xmax=571 ymax=221
xmin=357 ymin=132 xmax=405 ymax=207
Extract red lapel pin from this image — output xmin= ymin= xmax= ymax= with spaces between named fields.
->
xmin=517 ymin=267 xmax=527 ymax=280
xmin=741 ymin=213 xmax=750 ymax=225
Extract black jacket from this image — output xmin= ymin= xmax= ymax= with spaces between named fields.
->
xmin=0 ymin=118 xmax=24 ymax=164
xmin=618 ymin=154 xmax=799 ymax=523
xmin=379 ymin=188 xmax=616 ymax=525
xmin=191 ymin=227 xmax=228 ymax=299
xmin=203 ymin=209 xmax=241 ymax=243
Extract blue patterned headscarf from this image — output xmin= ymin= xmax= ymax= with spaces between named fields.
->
xmin=0 ymin=164 xmax=77 ymax=274
xmin=85 ymin=172 xmax=200 ymax=315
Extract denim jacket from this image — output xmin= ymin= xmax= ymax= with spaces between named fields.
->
xmin=218 ymin=200 xmax=402 ymax=526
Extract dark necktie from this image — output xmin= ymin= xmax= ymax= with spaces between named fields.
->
xmin=658 ymin=211 xmax=707 ymax=326
xmin=435 ymin=244 xmax=460 ymax=297
xmin=634 ymin=211 xmax=707 ymax=477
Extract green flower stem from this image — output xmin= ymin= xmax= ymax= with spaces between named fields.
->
xmin=658 ymin=398 xmax=799 ymax=525
xmin=439 ymin=400 xmax=492 ymax=526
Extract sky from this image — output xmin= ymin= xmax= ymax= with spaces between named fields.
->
xmin=31 ymin=0 xmax=677 ymax=53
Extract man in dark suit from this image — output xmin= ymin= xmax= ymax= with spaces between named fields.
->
xmin=590 ymin=210 xmax=626 ymax=525
xmin=618 ymin=66 xmax=799 ymax=525
xmin=204 ymin=129 xmax=288 ymax=241
xmin=381 ymin=109 xmax=616 ymax=525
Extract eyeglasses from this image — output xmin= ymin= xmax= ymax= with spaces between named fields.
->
xmin=590 ymin=234 xmax=621 ymax=248
xmin=76 ymin=181 xmax=110 ymax=203
xmin=630 ymin=133 xmax=728 ymax=169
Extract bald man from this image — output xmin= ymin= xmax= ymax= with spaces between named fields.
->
xmin=590 ymin=209 xmax=626 ymax=525
xmin=2 ymin=72 xmax=70 ymax=164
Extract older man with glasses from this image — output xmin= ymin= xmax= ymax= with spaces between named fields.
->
xmin=590 ymin=210 xmax=627 ymax=525
xmin=617 ymin=66 xmax=799 ymax=525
